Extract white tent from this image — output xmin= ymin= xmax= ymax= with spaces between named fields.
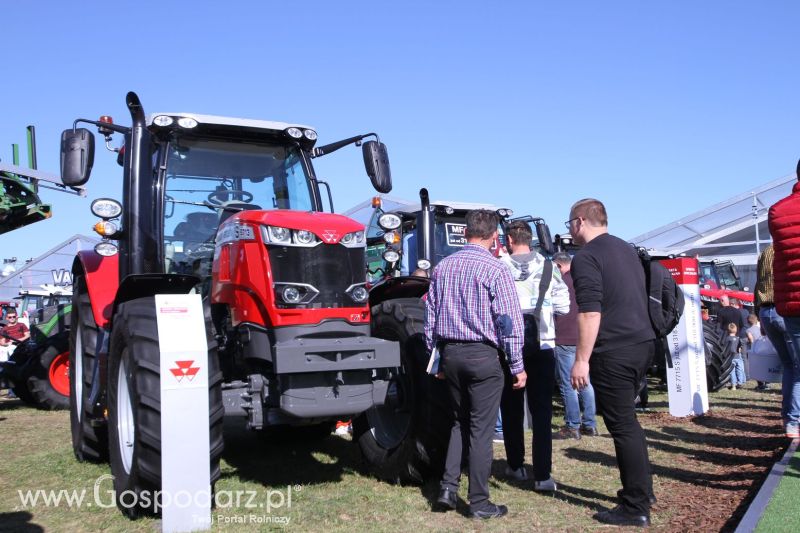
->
xmin=629 ymin=173 xmax=795 ymax=289
xmin=0 ymin=234 xmax=99 ymax=301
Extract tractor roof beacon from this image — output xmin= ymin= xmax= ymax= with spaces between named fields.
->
xmin=62 ymin=92 xmax=400 ymax=518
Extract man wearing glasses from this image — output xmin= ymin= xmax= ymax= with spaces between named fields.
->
xmin=566 ymin=199 xmax=655 ymax=528
xmin=1 ymin=309 xmax=30 ymax=346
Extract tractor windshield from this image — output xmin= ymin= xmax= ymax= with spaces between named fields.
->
xmin=162 ymin=138 xmax=314 ymax=275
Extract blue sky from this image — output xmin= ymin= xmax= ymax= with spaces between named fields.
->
xmin=1 ymin=1 xmax=798 ymax=264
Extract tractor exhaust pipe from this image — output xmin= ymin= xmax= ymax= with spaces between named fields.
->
xmin=419 ymin=188 xmax=432 ymax=267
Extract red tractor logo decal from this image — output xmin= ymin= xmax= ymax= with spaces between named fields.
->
xmin=170 ymin=360 xmax=201 ymax=382
xmin=321 ymin=230 xmax=339 ymax=243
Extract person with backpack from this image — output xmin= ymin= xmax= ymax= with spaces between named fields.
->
xmin=567 ymin=198 xmax=655 ymax=528
xmin=498 ymin=220 xmax=570 ymax=491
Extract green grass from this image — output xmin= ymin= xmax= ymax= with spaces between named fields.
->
xmin=755 ymin=447 xmax=800 ymax=533
xmin=0 ymin=382 xmax=789 ymax=532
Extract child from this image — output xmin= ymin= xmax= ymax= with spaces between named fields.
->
xmin=726 ymin=323 xmax=746 ymax=390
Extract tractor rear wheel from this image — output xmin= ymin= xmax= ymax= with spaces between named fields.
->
xmin=69 ymin=276 xmax=108 ymax=462
xmin=704 ymin=321 xmax=733 ymax=392
xmin=353 ymin=298 xmax=451 ymax=484
xmin=107 ymin=297 xmax=224 ymax=517
xmin=27 ymin=331 xmax=70 ymax=410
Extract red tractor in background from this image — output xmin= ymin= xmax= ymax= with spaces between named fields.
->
xmin=60 ymin=92 xmax=400 ymax=516
xmin=698 ymin=259 xmax=754 ymax=317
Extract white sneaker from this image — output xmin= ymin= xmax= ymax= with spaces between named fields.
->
xmin=504 ymin=465 xmax=528 ymax=481
xmin=533 ymin=476 xmax=557 ymax=492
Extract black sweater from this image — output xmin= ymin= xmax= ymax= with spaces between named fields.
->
xmin=571 ymin=233 xmax=655 ymax=353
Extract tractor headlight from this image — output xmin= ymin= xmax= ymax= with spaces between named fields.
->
xmin=282 ymin=286 xmax=302 ymax=304
xmin=303 ymin=129 xmax=317 ymax=140
xmin=340 ymin=231 xmax=366 ymax=248
xmin=383 ymin=250 xmax=400 ymax=263
xmin=262 ymin=225 xmax=292 ymax=245
xmin=383 ymin=231 xmax=401 ymax=245
xmin=378 ymin=213 xmax=401 ymax=230
xmin=90 ymin=198 xmax=122 ymax=219
xmin=347 ymin=284 xmax=369 ymax=304
xmin=94 ymin=242 xmax=118 ymax=257
xmin=295 ymin=229 xmax=317 ymax=245
xmin=286 ymin=127 xmax=303 ymax=139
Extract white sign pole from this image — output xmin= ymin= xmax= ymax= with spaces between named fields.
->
xmin=662 ymin=258 xmax=709 ymax=417
xmin=156 ymin=294 xmax=211 ymax=532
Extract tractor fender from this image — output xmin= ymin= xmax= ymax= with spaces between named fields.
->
xmin=368 ymin=276 xmax=430 ymax=308
xmin=73 ymin=251 xmax=119 ymax=329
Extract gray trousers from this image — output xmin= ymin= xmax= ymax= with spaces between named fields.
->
xmin=439 ymin=342 xmax=504 ymax=511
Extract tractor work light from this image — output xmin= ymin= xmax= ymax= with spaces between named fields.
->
xmin=383 ymin=231 xmax=401 ymax=245
xmin=303 ymin=129 xmax=317 ymax=140
xmin=282 ymin=286 xmax=302 ymax=304
xmin=347 ymin=284 xmax=369 ymax=304
xmin=93 ymin=220 xmax=118 ymax=237
xmin=152 ymin=115 xmax=174 ymax=127
xmin=444 ymin=206 xmax=455 ymax=215
xmin=286 ymin=127 xmax=303 ymax=139
xmin=497 ymin=208 xmax=514 ymax=217
xmin=383 ymin=250 xmax=400 ymax=263
xmin=177 ymin=117 xmax=198 ymax=129
xmin=378 ymin=213 xmax=401 ymax=230
xmin=94 ymin=242 xmax=118 ymax=257
xmin=417 ymin=259 xmax=431 ymax=270
xmin=90 ymin=198 xmax=123 ymax=219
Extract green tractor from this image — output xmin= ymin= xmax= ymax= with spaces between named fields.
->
xmin=0 ymin=127 xmax=84 ymax=408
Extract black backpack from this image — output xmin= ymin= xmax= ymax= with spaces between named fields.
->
xmin=637 ymin=249 xmax=685 ymax=365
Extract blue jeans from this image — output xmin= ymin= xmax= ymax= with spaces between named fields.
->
xmin=760 ymin=307 xmax=800 ymax=424
xmin=555 ymin=344 xmax=597 ymax=429
xmin=731 ymin=358 xmax=746 ymax=386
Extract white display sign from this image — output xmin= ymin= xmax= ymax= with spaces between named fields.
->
xmin=156 ymin=294 xmax=211 ymax=532
xmin=662 ymin=258 xmax=709 ymax=417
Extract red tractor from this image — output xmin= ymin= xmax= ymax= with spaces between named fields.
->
xmin=698 ymin=259 xmax=754 ymax=317
xmin=60 ymin=92 xmax=400 ymax=516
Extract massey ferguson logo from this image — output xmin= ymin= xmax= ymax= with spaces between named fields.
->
xmin=170 ymin=360 xmax=200 ymax=382
xmin=321 ymin=230 xmax=339 ymax=243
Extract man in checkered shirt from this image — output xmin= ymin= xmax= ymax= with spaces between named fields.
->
xmin=425 ymin=209 xmax=526 ymax=520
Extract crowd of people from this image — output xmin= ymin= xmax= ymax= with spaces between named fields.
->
xmin=425 ymin=198 xmax=654 ymax=526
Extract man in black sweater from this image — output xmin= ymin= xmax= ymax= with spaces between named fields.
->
xmin=567 ymin=198 xmax=654 ymax=528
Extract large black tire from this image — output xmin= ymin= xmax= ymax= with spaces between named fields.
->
xmin=27 ymin=331 xmax=70 ymax=410
xmin=704 ymin=321 xmax=733 ymax=392
xmin=107 ymin=297 xmax=224 ymax=517
xmin=69 ymin=276 xmax=108 ymax=462
xmin=353 ymin=298 xmax=451 ymax=484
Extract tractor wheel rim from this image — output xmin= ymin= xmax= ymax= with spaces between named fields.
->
xmin=74 ymin=325 xmax=83 ymax=422
xmin=48 ymin=351 xmax=70 ymax=397
xmin=117 ymin=358 xmax=135 ymax=474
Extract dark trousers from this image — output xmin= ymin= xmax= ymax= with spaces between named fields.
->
xmin=501 ymin=342 xmax=555 ymax=481
xmin=590 ymin=340 xmax=655 ymax=516
xmin=439 ymin=342 xmax=504 ymax=511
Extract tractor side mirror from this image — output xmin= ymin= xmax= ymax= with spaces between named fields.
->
xmin=536 ymin=222 xmax=554 ymax=256
xmin=60 ymin=128 xmax=95 ymax=187
xmin=362 ymin=140 xmax=392 ymax=193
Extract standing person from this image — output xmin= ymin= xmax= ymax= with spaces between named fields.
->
xmin=725 ymin=324 xmax=746 ymax=390
xmin=755 ymin=244 xmax=799 ymax=435
xmin=425 ymin=209 xmax=527 ymax=520
xmin=568 ymin=198 xmax=654 ymax=527
xmin=768 ymin=161 xmax=800 ymax=439
xmin=498 ymin=221 xmax=570 ymax=490
xmin=552 ymin=252 xmax=598 ymax=440
xmin=717 ymin=295 xmax=745 ymax=335
xmin=0 ymin=308 xmax=30 ymax=347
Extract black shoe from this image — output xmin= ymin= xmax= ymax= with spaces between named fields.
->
xmin=434 ymin=487 xmax=457 ymax=512
xmin=593 ymin=505 xmax=650 ymax=527
xmin=581 ymin=426 xmax=600 ymax=437
xmin=649 ymin=494 xmax=657 ymax=505
xmin=553 ymin=426 xmax=581 ymax=440
xmin=469 ymin=502 xmax=508 ymax=519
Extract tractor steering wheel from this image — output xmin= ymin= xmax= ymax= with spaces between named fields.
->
xmin=207 ymin=189 xmax=254 ymax=206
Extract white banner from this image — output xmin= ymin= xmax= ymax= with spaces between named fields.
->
xmin=662 ymin=258 xmax=709 ymax=417
xmin=156 ymin=294 xmax=211 ymax=532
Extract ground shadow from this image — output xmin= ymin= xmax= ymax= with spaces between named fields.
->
xmin=563 ymin=448 xmax=765 ymax=490
xmin=711 ymin=400 xmax=783 ymax=413
xmin=691 ymin=413 xmax=778 ymax=435
xmin=221 ymin=419 xmax=362 ymax=488
xmin=0 ymin=399 xmax=28 ymax=412
xmin=656 ymin=426 xmax=783 ymax=452
xmin=644 ymin=430 xmax=778 ymax=467
xmin=0 ymin=511 xmax=45 ymax=532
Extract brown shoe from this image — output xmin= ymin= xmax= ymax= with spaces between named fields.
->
xmin=581 ymin=426 xmax=600 ymax=437
xmin=553 ymin=426 xmax=581 ymax=440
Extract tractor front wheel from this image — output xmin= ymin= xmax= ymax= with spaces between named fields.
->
xmin=27 ymin=331 xmax=71 ymax=410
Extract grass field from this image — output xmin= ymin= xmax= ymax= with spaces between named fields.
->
xmin=0 ymin=382 xmax=790 ymax=532
xmin=755 ymin=447 xmax=800 ymax=532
